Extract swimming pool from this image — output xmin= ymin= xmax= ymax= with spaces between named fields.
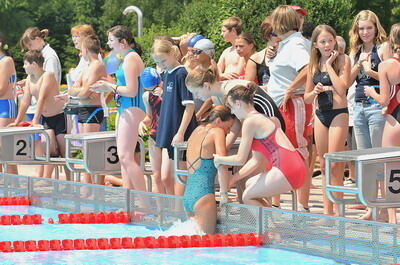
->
xmin=0 ymin=207 xmax=355 ymax=265
xmin=1 ymin=173 xmax=398 ymax=264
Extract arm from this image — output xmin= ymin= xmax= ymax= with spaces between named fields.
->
xmin=281 ymin=65 xmax=308 ymax=110
xmin=217 ymin=50 xmax=226 ymax=75
xmin=229 ymin=155 xmax=262 ymax=187
xmin=68 ymin=72 xmax=83 ymax=96
xmin=214 ymin=128 xmax=229 ymax=193
xmin=32 ymin=73 xmax=54 ymax=125
xmin=304 ymin=69 xmax=318 ymax=104
xmin=365 ymin=61 xmax=392 ymax=106
xmin=244 ymin=54 xmax=258 ymax=82
xmin=171 ymin=103 xmax=195 ymax=144
xmin=10 ymin=84 xmax=32 ymax=125
xmin=225 ymin=117 xmax=241 ymax=149
xmin=214 ymin=118 xmax=255 ymax=166
xmin=138 ymin=91 xmax=152 ymax=136
xmin=195 ymin=97 xmax=213 ymax=121
xmin=326 ymin=53 xmax=350 ymax=97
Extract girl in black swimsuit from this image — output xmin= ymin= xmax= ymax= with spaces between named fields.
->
xmin=304 ymin=25 xmax=351 ymax=216
xmin=245 ymin=17 xmax=279 ymax=86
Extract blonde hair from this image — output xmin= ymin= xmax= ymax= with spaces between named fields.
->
xmin=222 ymin=16 xmax=242 ymax=35
xmin=71 ymin=24 xmax=96 ymax=37
xmin=349 ymin=10 xmax=387 ymax=58
xmin=20 ymin=27 xmax=49 ymax=50
xmin=151 ymin=39 xmax=181 ymax=60
xmin=270 ymin=5 xmax=300 ymax=35
xmin=185 ymin=66 xmax=218 ymax=88
xmin=389 ymin=23 xmax=400 ymax=54
xmin=309 ymin=25 xmax=341 ymax=77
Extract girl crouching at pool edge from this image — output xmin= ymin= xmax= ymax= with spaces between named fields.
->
xmin=214 ymin=84 xmax=307 ymax=207
xmin=184 ymin=105 xmax=233 ymax=234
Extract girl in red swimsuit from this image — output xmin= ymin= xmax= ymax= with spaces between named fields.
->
xmin=214 ymin=84 xmax=306 ymax=207
xmin=364 ymin=23 xmax=400 ymax=224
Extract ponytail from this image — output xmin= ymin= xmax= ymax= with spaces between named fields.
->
xmin=186 ymin=65 xmax=218 ymax=88
xmin=200 ymin=105 xmax=234 ymax=124
xmin=20 ymin=27 xmax=49 ymax=50
xmin=226 ymin=83 xmax=257 ymax=105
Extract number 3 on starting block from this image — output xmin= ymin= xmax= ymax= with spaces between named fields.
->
xmin=385 ymin=162 xmax=400 ymax=200
xmin=13 ymin=135 xmax=31 ymax=160
xmin=104 ymin=141 xmax=120 ymax=170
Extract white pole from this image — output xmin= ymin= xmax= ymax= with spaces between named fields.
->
xmin=123 ymin=6 xmax=143 ymax=37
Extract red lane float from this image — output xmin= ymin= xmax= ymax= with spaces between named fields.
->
xmin=57 ymin=211 xmax=142 ymax=224
xmin=0 ymin=233 xmax=262 ymax=252
xmin=0 ymin=214 xmax=42 ymax=225
xmin=0 ymin=196 xmax=31 ymax=206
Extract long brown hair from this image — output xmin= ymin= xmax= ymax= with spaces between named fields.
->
xmin=389 ymin=23 xmax=400 ymax=55
xmin=20 ymin=27 xmax=49 ymax=50
xmin=226 ymin=83 xmax=257 ymax=105
xmin=201 ymin=105 xmax=234 ymax=124
xmin=107 ymin=25 xmax=142 ymax=56
xmin=309 ymin=25 xmax=341 ymax=77
xmin=185 ymin=65 xmax=219 ymax=88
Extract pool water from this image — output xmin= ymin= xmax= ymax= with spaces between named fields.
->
xmin=0 ymin=206 xmax=358 ymax=265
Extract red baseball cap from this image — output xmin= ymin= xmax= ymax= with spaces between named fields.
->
xmin=290 ymin=5 xmax=307 ymax=16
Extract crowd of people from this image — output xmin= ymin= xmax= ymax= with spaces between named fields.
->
xmin=0 ymin=4 xmax=399 ymax=233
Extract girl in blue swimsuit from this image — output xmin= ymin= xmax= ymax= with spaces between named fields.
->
xmin=92 ymin=26 xmax=146 ymax=191
xmin=184 ymin=105 xmax=233 ymax=234
xmin=0 ymin=32 xmax=18 ymax=174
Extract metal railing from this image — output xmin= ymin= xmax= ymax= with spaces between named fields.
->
xmin=1 ymin=172 xmax=399 ymax=264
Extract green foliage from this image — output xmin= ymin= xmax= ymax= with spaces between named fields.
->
xmin=290 ymin=0 xmax=354 ymax=38
xmin=1 ymin=0 xmax=399 ymax=84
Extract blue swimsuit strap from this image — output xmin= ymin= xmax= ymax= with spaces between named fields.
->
xmin=187 ymin=128 xmax=213 ymax=172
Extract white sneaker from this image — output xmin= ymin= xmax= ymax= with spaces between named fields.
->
xmin=298 ymin=205 xmax=310 ymax=213
xmin=344 ymin=178 xmax=356 ymax=187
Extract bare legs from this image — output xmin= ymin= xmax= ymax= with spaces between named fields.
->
xmin=116 ymin=107 xmax=146 ymax=191
xmin=314 ymin=113 xmax=348 ymax=216
xmin=242 ymin=167 xmax=293 ymax=207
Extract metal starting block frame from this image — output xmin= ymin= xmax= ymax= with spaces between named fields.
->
xmin=0 ymin=126 xmax=65 ymax=178
xmin=325 ymin=147 xmax=400 ymax=220
xmin=65 ymin=131 xmax=148 ymax=186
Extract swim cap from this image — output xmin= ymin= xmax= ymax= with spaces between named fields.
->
xmin=103 ymin=52 xmax=122 ymax=74
xmin=188 ymin=34 xmax=205 ymax=47
xmin=140 ymin=67 xmax=161 ymax=89
xmin=193 ymin=39 xmax=215 ymax=57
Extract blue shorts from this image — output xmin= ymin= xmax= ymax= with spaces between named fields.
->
xmin=0 ymin=99 xmax=17 ymax=119
xmin=25 ymin=113 xmax=42 ymax=141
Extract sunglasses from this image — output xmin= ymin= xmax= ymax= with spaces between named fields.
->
xmin=270 ymin=32 xmax=278 ymax=37
xmin=191 ymin=49 xmax=204 ymax=55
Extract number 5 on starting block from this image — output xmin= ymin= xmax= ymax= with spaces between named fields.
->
xmin=385 ymin=162 xmax=400 ymax=201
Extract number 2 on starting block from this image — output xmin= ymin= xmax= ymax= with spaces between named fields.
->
xmin=13 ymin=135 xmax=31 ymax=160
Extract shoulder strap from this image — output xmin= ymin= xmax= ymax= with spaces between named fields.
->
xmin=187 ymin=127 xmax=213 ymax=171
